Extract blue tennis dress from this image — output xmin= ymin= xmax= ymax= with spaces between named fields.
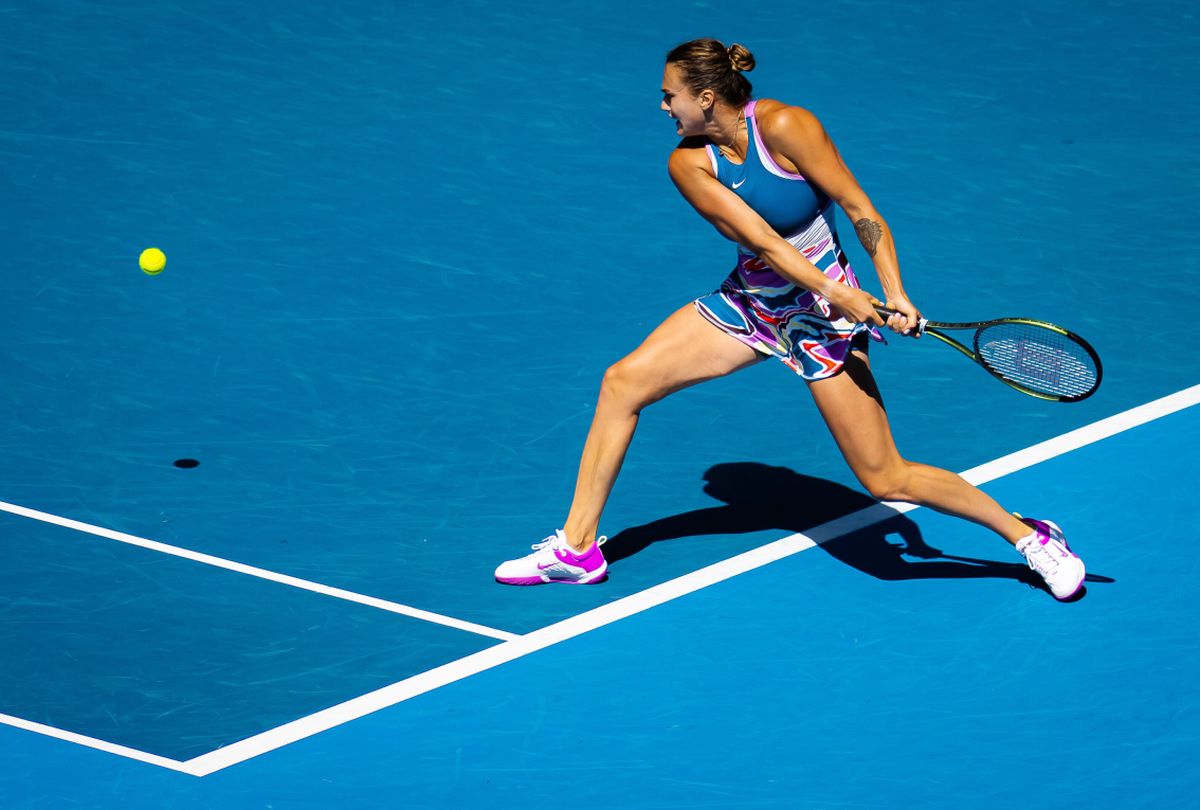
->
xmin=693 ymin=99 xmax=882 ymax=380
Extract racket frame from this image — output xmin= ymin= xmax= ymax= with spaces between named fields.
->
xmin=874 ymin=308 xmax=1102 ymax=403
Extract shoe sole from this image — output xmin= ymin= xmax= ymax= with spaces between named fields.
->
xmin=496 ymin=568 xmax=609 ymax=586
xmin=1052 ymin=567 xmax=1086 ymax=601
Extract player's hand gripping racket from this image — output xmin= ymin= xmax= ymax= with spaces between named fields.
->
xmin=874 ymin=306 xmax=1102 ymax=402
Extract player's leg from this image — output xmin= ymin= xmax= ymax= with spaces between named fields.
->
xmin=806 ymin=348 xmax=1084 ymax=598
xmin=562 ymin=303 xmax=764 ymax=550
xmin=495 ymin=304 xmax=763 ymax=586
xmin=807 ymin=347 xmax=1028 ymax=539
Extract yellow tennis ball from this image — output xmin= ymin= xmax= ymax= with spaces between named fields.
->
xmin=139 ymin=247 xmax=166 ymax=275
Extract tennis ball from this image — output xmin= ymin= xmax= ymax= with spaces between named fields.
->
xmin=139 ymin=247 xmax=166 ymax=275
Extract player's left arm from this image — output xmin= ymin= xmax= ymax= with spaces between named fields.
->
xmin=758 ymin=104 xmax=919 ymax=333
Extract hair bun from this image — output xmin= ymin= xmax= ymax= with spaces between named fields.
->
xmin=727 ymin=43 xmax=756 ymax=73
xmin=664 ymin=37 xmax=756 ymax=107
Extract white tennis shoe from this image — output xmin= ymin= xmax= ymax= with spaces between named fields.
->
xmin=494 ymin=530 xmax=608 ymax=585
xmin=1015 ymin=516 xmax=1085 ymax=600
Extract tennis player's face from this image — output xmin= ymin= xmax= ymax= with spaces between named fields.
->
xmin=661 ymin=64 xmax=705 ymax=135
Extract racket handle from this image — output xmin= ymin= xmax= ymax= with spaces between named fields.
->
xmin=873 ymin=305 xmax=928 ymax=336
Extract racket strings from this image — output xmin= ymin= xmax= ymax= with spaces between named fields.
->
xmin=975 ymin=322 xmax=1099 ymax=399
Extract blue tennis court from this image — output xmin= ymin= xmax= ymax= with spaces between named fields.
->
xmin=2 ymin=0 xmax=1198 ymax=807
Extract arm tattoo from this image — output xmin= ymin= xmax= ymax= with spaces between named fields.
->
xmin=854 ymin=218 xmax=884 ymax=258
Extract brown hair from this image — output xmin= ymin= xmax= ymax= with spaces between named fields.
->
xmin=665 ymin=38 xmax=755 ymax=107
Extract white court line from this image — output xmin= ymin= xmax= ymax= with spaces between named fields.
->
xmin=0 ymin=502 xmax=518 ymax=643
xmin=0 ymin=713 xmax=192 ymax=773
xmin=181 ymin=383 xmax=1200 ymax=777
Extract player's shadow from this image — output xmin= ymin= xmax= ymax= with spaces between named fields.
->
xmin=604 ymin=462 xmax=1108 ymax=597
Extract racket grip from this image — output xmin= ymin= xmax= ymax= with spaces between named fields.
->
xmin=873 ymin=305 xmax=928 ymax=336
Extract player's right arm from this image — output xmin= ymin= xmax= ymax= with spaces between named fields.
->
xmin=667 ymin=142 xmax=883 ymax=326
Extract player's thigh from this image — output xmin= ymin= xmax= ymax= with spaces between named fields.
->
xmin=806 ymin=350 xmax=904 ymax=478
xmin=610 ymin=304 xmax=765 ymax=402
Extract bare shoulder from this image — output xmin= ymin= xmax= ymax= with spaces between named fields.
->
xmin=753 ymin=99 xmax=826 ymax=145
xmin=667 ymin=136 xmax=715 ymax=179
xmin=756 ymin=98 xmax=868 ymax=208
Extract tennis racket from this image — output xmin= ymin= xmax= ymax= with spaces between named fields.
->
xmin=874 ymin=306 xmax=1102 ymax=402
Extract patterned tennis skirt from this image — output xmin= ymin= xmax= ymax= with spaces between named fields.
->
xmin=694 ymin=208 xmax=884 ymax=381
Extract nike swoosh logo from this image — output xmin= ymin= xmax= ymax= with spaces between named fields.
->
xmin=732 ymin=178 xmax=746 ymax=189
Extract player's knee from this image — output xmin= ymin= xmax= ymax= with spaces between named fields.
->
xmin=860 ymin=475 xmax=893 ymax=501
xmin=600 ymin=360 xmax=655 ymax=411
xmin=860 ymin=464 xmax=912 ymax=503
xmin=599 ymin=361 xmax=629 ymax=398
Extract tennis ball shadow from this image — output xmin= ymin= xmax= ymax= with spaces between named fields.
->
xmin=603 ymin=462 xmax=1061 ymax=591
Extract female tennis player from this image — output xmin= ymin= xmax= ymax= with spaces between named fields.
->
xmin=495 ymin=38 xmax=1085 ymax=600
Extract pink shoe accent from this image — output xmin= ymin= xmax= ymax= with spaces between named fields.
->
xmin=1017 ymin=517 xmax=1085 ymax=601
xmin=494 ymin=531 xmax=608 ymax=586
